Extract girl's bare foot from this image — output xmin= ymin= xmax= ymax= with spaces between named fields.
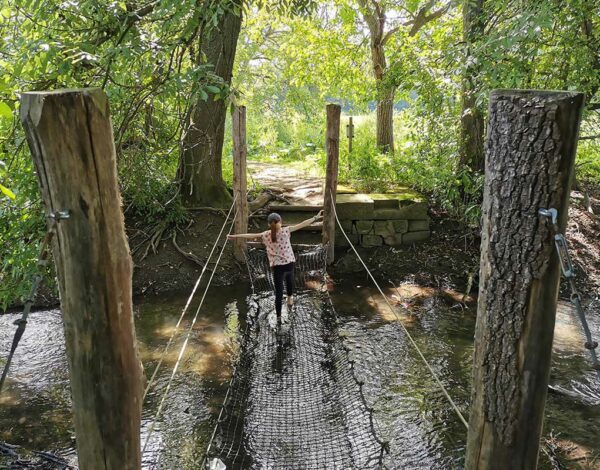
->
xmin=287 ymin=295 xmax=294 ymax=307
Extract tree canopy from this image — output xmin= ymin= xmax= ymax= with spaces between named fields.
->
xmin=1 ymin=0 xmax=599 ymax=308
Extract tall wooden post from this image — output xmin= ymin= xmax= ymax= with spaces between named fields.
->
xmin=346 ymin=116 xmax=354 ymax=172
xmin=232 ymin=105 xmax=248 ymax=262
xmin=466 ymin=90 xmax=584 ymax=469
xmin=20 ymin=89 xmax=143 ymax=470
xmin=322 ymin=103 xmax=341 ymax=264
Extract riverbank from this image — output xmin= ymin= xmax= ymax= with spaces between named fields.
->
xmin=6 ymin=178 xmax=600 ymax=316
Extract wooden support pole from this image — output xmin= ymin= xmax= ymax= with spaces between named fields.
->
xmin=20 ymin=89 xmax=143 ymax=470
xmin=232 ymin=105 xmax=248 ymax=262
xmin=347 ymin=116 xmax=354 ymax=172
xmin=465 ymin=90 xmax=584 ymax=469
xmin=322 ymin=103 xmax=341 ymax=264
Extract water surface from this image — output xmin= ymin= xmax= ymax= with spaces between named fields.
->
xmin=1 ymin=278 xmax=599 ymax=468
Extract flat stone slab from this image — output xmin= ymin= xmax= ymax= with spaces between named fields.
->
xmin=369 ymin=194 xmax=400 ymax=210
xmin=336 ymin=192 xmax=427 ymax=221
xmin=392 ymin=220 xmax=408 ymax=233
xmin=373 ymin=221 xmax=395 ymax=237
xmin=335 ymin=193 xmax=374 ymax=220
xmin=383 ymin=234 xmax=403 ymax=246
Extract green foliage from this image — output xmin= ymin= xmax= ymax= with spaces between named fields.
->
xmin=1 ymin=0 xmax=600 ymax=308
xmin=0 ymin=143 xmax=49 ymax=310
xmin=0 ymin=0 xmax=244 ymax=309
xmin=337 ymin=111 xmax=484 ymax=224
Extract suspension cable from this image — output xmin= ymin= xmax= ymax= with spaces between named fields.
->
xmin=143 ymin=194 xmax=238 ymax=401
xmin=142 ymin=207 xmax=238 ymax=455
xmin=330 ymin=197 xmax=470 ymax=430
xmin=0 ymin=209 xmax=69 ymax=394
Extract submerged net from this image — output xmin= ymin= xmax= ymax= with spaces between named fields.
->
xmin=205 ymin=245 xmax=385 ymax=469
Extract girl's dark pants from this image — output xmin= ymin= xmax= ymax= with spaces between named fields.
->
xmin=273 ymin=262 xmax=295 ymax=318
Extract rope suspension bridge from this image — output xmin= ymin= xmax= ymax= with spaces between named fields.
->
xmin=3 ymin=88 xmax=598 ymax=470
xmin=134 ymin=195 xmax=469 ymax=469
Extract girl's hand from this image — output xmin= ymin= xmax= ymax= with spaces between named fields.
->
xmin=226 ymin=234 xmax=235 ymax=241
xmin=315 ymin=210 xmax=324 ymax=220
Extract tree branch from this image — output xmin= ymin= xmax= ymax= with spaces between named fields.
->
xmin=408 ymin=0 xmax=452 ymax=37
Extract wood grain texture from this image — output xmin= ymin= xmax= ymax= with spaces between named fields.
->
xmin=322 ymin=104 xmax=341 ymax=264
xmin=20 ymin=88 xmax=143 ymax=470
xmin=233 ymin=105 xmax=248 ymax=261
xmin=466 ymin=89 xmax=584 ymax=470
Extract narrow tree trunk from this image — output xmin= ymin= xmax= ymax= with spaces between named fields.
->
xmin=178 ymin=9 xmax=242 ymax=208
xmin=465 ymin=90 xmax=584 ymax=469
xmin=20 ymin=88 xmax=143 ymax=470
xmin=459 ymin=0 xmax=485 ymax=173
xmin=581 ymin=17 xmax=600 ymax=104
xmin=376 ymin=87 xmax=394 ymax=152
xmin=370 ymin=39 xmax=394 ymax=153
xmin=322 ymin=104 xmax=341 ymax=264
xmin=232 ymin=105 xmax=248 ymax=262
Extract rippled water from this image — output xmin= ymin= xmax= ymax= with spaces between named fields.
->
xmin=1 ymin=278 xmax=599 ymax=469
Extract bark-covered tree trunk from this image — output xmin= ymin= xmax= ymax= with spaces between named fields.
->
xmin=359 ymin=0 xmax=395 ymax=153
xmin=370 ymin=37 xmax=394 ymax=153
xmin=459 ymin=0 xmax=485 ymax=173
xmin=581 ymin=16 xmax=600 ymax=104
xmin=465 ymin=90 xmax=584 ymax=470
xmin=178 ymin=9 xmax=242 ymax=208
xmin=376 ymin=87 xmax=395 ymax=153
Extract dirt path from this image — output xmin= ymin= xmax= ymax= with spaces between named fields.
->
xmin=248 ymin=161 xmax=325 ymax=205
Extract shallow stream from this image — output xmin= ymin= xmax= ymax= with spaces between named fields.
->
xmin=1 ymin=277 xmax=599 ymax=469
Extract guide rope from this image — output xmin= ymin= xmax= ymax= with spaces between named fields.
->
xmin=142 ymin=194 xmax=238 ymax=401
xmin=142 ymin=206 xmax=238 ymax=456
xmin=539 ymin=208 xmax=600 ymax=381
xmin=330 ymin=196 xmax=470 ymax=430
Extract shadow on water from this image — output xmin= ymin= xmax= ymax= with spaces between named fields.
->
xmin=1 ymin=275 xmax=600 ymax=468
xmin=0 ymin=283 xmax=251 ymax=469
xmin=329 ymin=275 xmax=600 ymax=469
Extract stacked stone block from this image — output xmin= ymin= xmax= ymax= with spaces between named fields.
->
xmin=334 ymin=192 xmax=430 ymax=247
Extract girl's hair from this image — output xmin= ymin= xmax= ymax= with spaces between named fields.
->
xmin=267 ymin=212 xmax=281 ymax=243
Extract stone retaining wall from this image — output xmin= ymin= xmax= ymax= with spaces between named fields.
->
xmin=334 ymin=192 xmax=430 ymax=247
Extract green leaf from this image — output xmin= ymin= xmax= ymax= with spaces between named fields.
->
xmin=0 ymin=101 xmax=12 ymax=118
xmin=0 ymin=183 xmax=15 ymax=200
xmin=206 ymin=85 xmax=220 ymax=94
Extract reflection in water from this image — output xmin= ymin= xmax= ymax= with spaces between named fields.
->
xmin=1 ymin=278 xmax=599 ymax=468
xmin=0 ymin=284 xmax=251 ymax=469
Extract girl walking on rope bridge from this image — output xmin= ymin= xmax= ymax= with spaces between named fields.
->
xmin=227 ymin=210 xmax=324 ymax=326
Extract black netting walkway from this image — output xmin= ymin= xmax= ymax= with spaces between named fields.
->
xmin=204 ymin=245 xmax=385 ymax=469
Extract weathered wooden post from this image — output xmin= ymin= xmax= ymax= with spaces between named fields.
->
xmin=232 ymin=105 xmax=248 ymax=262
xmin=20 ymin=89 xmax=143 ymax=470
xmin=346 ymin=116 xmax=354 ymax=171
xmin=322 ymin=103 xmax=341 ymax=264
xmin=466 ymin=90 xmax=584 ymax=469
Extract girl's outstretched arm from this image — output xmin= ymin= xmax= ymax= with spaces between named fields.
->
xmin=227 ymin=233 xmax=263 ymax=240
xmin=289 ymin=210 xmax=324 ymax=232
